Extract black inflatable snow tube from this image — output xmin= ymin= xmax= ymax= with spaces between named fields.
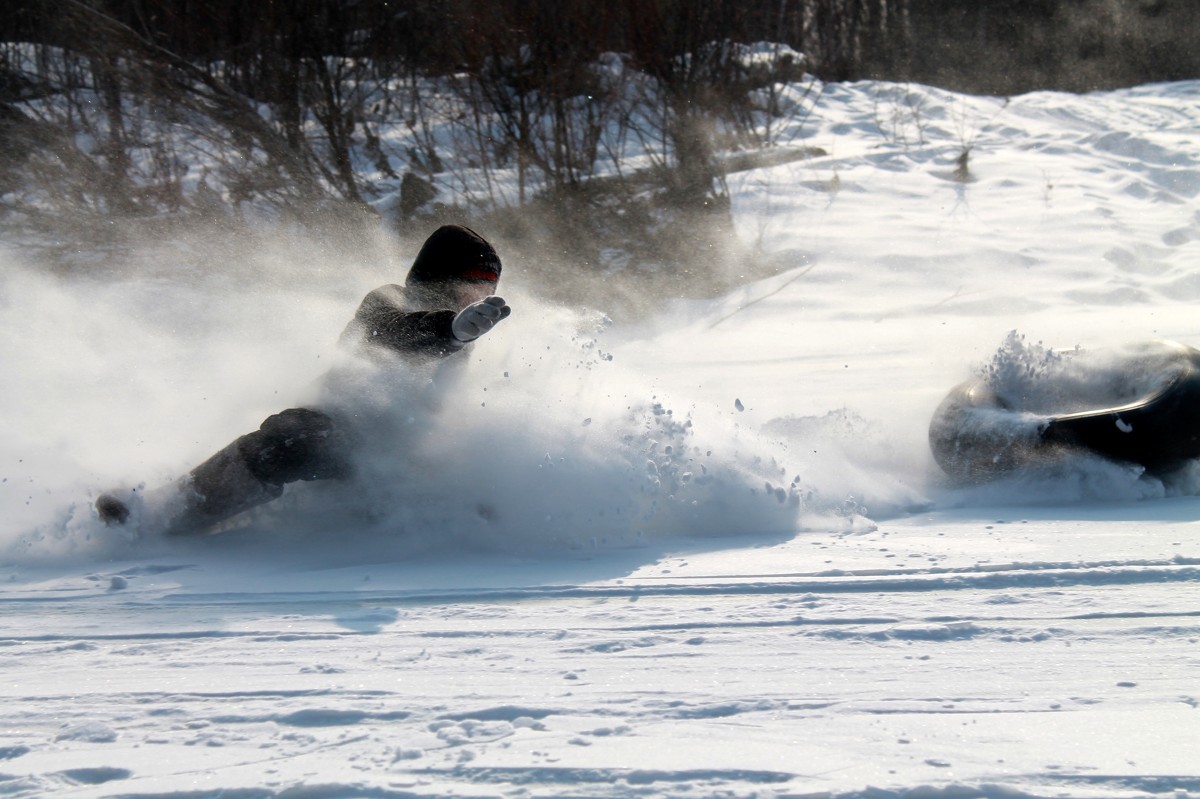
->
xmin=929 ymin=340 xmax=1200 ymax=481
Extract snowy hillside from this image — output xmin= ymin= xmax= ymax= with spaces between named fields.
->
xmin=1 ymin=78 xmax=1199 ymax=797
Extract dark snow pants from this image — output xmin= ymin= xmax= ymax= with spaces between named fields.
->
xmin=237 ymin=407 xmax=356 ymax=487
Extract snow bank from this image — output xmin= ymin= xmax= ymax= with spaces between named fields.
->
xmin=0 ymin=246 xmax=839 ymax=566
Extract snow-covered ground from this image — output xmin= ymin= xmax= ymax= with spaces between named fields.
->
xmin=2 ymin=78 xmax=1199 ymax=798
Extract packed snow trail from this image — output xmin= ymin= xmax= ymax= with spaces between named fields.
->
xmin=3 ymin=505 xmax=1198 ymax=798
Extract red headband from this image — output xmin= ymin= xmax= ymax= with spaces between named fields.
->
xmin=460 ymin=267 xmax=499 ymax=282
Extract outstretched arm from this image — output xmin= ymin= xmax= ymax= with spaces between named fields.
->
xmin=341 ymin=284 xmax=464 ymax=359
xmin=341 ymin=286 xmax=511 ymax=360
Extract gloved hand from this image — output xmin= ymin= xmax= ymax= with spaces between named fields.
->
xmin=451 ymin=296 xmax=511 ymax=343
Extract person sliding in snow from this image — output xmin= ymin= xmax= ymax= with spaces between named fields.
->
xmin=95 ymin=225 xmax=511 ymax=535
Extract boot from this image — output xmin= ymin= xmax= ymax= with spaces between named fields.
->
xmin=96 ymin=492 xmax=132 ymax=526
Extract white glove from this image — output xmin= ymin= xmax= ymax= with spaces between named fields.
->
xmin=452 ymin=296 xmax=511 ymax=343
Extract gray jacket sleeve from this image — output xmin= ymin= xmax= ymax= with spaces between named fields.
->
xmin=340 ymin=284 xmax=465 ymax=360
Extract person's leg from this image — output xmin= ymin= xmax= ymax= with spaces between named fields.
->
xmin=238 ymin=407 xmax=355 ymax=485
xmin=161 ymin=438 xmax=286 ymax=535
xmin=97 ymin=407 xmax=354 ymax=535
